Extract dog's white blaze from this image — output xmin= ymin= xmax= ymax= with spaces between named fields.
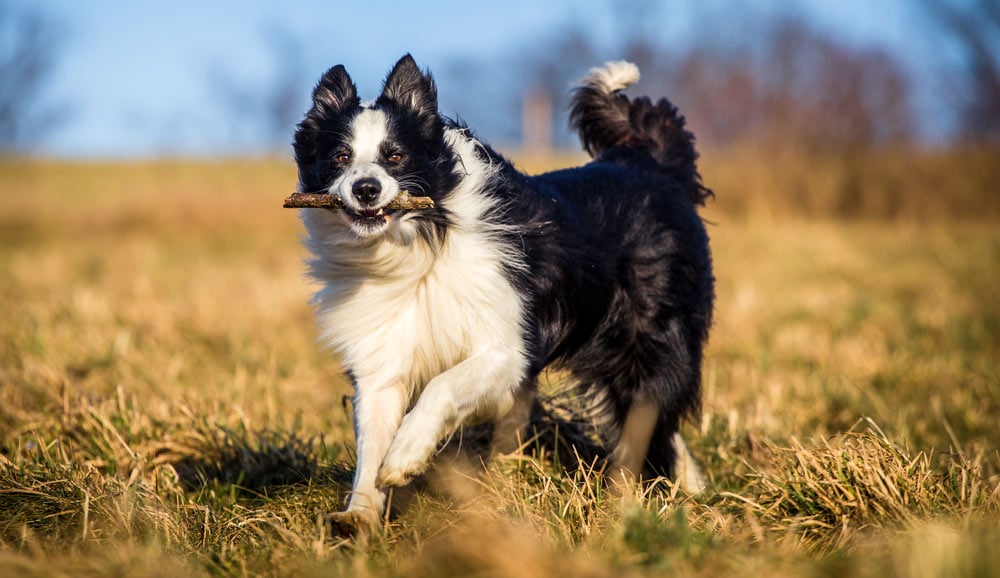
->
xmin=350 ymin=108 xmax=388 ymax=164
xmin=328 ymin=108 xmax=400 ymax=217
xmin=304 ymin=127 xmax=527 ymax=514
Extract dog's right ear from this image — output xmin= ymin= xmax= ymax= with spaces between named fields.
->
xmin=310 ymin=65 xmax=360 ymax=115
xmin=294 ymin=65 xmax=359 ymax=192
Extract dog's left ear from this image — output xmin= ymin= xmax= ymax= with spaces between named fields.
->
xmin=378 ymin=54 xmax=438 ymax=117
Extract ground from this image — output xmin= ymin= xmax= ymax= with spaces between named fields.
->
xmin=0 ymin=158 xmax=997 ymax=577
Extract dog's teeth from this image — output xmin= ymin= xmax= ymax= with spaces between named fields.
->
xmin=377 ymin=208 xmax=385 ymax=216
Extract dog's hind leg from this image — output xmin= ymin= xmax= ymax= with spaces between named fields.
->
xmin=635 ymin=408 xmax=706 ymax=493
xmin=609 ymin=398 xmax=661 ymax=488
xmin=670 ymin=431 xmax=706 ymax=493
xmin=490 ymin=382 xmax=536 ymax=456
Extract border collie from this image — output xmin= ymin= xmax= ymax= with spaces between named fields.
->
xmin=293 ymin=55 xmax=714 ymax=533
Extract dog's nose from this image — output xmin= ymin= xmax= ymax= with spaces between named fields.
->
xmin=352 ymin=178 xmax=382 ymax=206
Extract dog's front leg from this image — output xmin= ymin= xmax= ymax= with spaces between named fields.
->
xmin=332 ymin=379 xmax=407 ymax=532
xmin=378 ymin=349 xmax=525 ymax=486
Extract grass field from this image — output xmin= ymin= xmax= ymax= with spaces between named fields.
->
xmin=1 ymin=157 xmax=998 ymax=577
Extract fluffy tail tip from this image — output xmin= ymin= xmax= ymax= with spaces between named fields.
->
xmin=576 ymin=61 xmax=640 ymax=94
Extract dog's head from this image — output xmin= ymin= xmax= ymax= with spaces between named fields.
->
xmin=293 ymin=55 xmax=456 ymax=239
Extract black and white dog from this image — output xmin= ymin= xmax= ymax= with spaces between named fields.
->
xmin=293 ymin=55 xmax=714 ymax=530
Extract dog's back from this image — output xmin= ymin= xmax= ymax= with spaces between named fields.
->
xmin=509 ymin=61 xmax=715 ymax=483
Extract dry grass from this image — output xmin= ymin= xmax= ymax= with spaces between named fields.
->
xmin=0 ymin=154 xmax=998 ymax=577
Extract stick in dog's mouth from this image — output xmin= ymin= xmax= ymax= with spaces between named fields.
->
xmin=283 ymin=191 xmax=435 ymax=210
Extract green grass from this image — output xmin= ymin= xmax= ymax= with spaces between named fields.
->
xmin=0 ymin=158 xmax=998 ymax=577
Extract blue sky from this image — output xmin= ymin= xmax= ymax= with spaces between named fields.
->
xmin=15 ymin=0 xmax=940 ymax=157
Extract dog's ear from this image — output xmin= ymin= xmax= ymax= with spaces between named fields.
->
xmin=378 ymin=54 xmax=438 ymax=117
xmin=294 ymin=65 xmax=359 ymax=192
xmin=310 ymin=65 xmax=360 ymax=115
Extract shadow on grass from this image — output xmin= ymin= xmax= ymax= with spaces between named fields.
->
xmin=159 ymin=392 xmax=609 ymax=501
xmin=162 ymin=428 xmax=327 ymax=493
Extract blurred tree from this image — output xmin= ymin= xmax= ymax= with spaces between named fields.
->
xmin=922 ymin=0 xmax=1000 ymax=143
xmin=498 ymin=7 xmax=914 ymax=153
xmin=667 ymin=14 xmax=914 ymax=151
xmin=522 ymin=26 xmax=599 ymax=148
xmin=209 ymin=27 xmax=309 ymax=154
xmin=0 ymin=4 xmax=64 ymax=153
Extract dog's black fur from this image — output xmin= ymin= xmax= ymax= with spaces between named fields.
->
xmin=294 ymin=56 xmax=714 ymax=514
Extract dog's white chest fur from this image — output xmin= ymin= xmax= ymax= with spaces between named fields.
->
xmin=315 ymin=227 xmax=525 ymax=395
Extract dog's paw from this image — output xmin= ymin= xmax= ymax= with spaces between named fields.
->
xmin=378 ymin=437 xmax=433 ymax=486
xmin=326 ymin=509 xmax=378 ymax=539
xmin=378 ymin=454 xmax=428 ymax=486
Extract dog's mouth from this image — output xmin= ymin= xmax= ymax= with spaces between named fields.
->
xmin=341 ymin=205 xmax=399 ymax=231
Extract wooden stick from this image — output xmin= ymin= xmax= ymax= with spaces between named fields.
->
xmin=283 ymin=191 xmax=435 ymax=210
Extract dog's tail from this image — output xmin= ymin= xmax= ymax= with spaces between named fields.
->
xmin=569 ymin=61 xmax=712 ymax=206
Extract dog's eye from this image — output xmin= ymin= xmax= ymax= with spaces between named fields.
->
xmin=335 ymin=153 xmax=351 ymax=164
xmin=387 ymin=153 xmax=403 ymax=163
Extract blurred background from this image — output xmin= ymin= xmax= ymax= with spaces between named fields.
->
xmin=1 ymin=4 xmax=998 ymax=574
xmin=4 ymin=0 xmax=999 ymax=152
xmin=3 ymin=0 xmax=998 ymax=219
